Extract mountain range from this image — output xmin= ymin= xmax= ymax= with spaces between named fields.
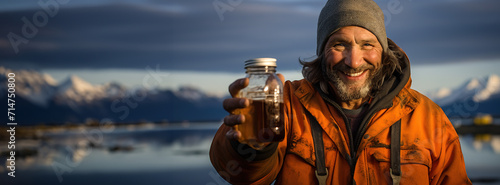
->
xmin=426 ymin=74 xmax=500 ymax=118
xmin=1 ymin=67 xmax=499 ymax=125
xmin=0 ymin=67 xmax=227 ymax=125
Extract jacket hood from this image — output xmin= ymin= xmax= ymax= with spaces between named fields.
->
xmin=368 ymin=38 xmax=411 ymax=112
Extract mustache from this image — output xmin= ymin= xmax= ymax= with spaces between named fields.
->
xmin=331 ymin=62 xmax=375 ymax=74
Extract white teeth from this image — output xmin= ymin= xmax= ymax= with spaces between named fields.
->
xmin=344 ymin=71 xmax=364 ymax=77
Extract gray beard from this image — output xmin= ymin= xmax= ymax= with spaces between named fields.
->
xmin=323 ymin=62 xmax=377 ymax=102
xmin=327 ymin=69 xmax=371 ymax=101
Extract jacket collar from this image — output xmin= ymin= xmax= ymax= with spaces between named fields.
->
xmin=295 ymin=80 xmax=353 ymax=160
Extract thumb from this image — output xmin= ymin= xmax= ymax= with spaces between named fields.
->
xmin=277 ymin=73 xmax=285 ymax=84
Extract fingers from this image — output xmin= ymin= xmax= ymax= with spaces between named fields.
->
xmin=223 ymin=75 xmax=284 ymax=142
xmin=229 ymin=78 xmax=249 ymax=97
xmin=223 ymin=114 xmax=244 ymax=126
xmin=224 ymin=115 xmax=243 ymax=141
xmin=223 ymin=98 xmax=249 ymax=113
xmin=223 ymin=78 xmax=249 ymax=141
xmin=222 ymin=97 xmax=247 ymax=134
xmin=225 ymin=128 xmax=242 ymax=140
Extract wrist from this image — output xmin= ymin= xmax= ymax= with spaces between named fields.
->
xmin=229 ymin=139 xmax=279 ymax=162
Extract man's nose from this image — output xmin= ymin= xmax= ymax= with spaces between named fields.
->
xmin=344 ymin=48 xmax=363 ymax=69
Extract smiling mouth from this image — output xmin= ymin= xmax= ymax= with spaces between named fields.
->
xmin=343 ymin=71 xmax=365 ymax=77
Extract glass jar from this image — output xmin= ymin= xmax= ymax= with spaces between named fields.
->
xmin=236 ymin=58 xmax=285 ymax=150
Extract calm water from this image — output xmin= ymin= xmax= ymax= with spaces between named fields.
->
xmin=1 ymin=122 xmax=499 ymax=185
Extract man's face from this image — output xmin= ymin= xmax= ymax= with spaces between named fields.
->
xmin=322 ymin=26 xmax=383 ymax=102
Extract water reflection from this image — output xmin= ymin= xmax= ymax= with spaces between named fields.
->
xmin=471 ymin=134 xmax=500 ymax=153
xmin=1 ymin=122 xmax=499 ymax=185
xmin=460 ymin=134 xmax=500 ymax=184
xmin=0 ymin=123 xmax=220 ymax=185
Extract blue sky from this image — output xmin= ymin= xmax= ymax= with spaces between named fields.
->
xmin=1 ymin=0 xmax=499 ymax=96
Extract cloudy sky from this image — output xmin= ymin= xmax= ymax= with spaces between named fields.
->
xmin=1 ymin=0 xmax=499 ymax=95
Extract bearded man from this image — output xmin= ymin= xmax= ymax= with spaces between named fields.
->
xmin=210 ymin=0 xmax=472 ymax=184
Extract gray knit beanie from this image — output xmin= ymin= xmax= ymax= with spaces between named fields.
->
xmin=317 ymin=0 xmax=387 ymax=56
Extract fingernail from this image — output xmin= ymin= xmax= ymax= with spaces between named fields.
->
xmin=234 ymin=131 xmax=241 ymax=139
xmin=240 ymin=99 xmax=247 ymax=106
xmin=238 ymin=115 xmax=245 ymax=123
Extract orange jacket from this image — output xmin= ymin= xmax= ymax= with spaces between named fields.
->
xmin=210 ymin=44 xmax=471 ymax=185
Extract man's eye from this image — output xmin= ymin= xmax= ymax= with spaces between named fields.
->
xmin=333 ymin=43 xmax=345 ymax=50
xmin=363 ymin=43 xmax=374 ymax=48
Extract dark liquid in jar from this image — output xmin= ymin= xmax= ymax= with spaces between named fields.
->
xmin=238 ymin=99 xmax=284 ymax=144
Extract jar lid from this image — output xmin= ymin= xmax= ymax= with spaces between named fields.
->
xmin=244 ymin=58 xmax=277 ymax=68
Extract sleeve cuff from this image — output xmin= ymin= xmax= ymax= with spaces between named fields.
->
xmin=229 ymin=139 xmax=279 ymax=162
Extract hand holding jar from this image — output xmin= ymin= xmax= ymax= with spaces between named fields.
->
xmin=222 ymin=58 xmax=285 ymax=150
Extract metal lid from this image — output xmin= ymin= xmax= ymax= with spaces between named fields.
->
xmin=244 ymin=58 xmax=277 ymax=68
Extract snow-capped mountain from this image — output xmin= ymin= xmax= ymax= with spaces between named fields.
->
xmin=428 ymin=74 xmax=500 ymax=106
xmin=426 ymin=74 xmax=500 ymax=117
xmin=175 ymin=86 xmax=208 ymax=102
xmin=0 ymin=67 xmax=131 ymax=107
xmin=0 ymin=67 xmax=226 ymax=125
xmin=53 ymin=75 xmax=129 ymax=105
xmin=0 ymin=67 xmax=57 ymax=107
